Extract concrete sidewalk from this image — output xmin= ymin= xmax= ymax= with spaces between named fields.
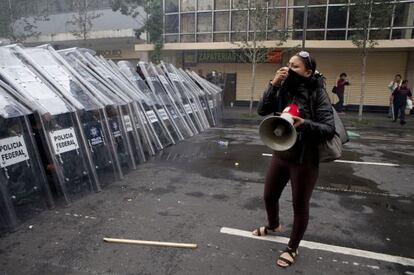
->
xmin=222 ymin=106 xmax=414 ymax=130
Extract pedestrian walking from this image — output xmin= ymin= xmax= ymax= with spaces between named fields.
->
xmin=333 ymin=73 xmax=349 ymax=114
xmin=388 ymin=74 xmax=402 ymax=118
xmin=256 ymin=51 xmax=335 ymax=268
xmin=391 ymin=80 xmax=412 ymax=125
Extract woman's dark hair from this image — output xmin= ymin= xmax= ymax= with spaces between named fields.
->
xmin=295 ymin=52 xmax=316 ymax=75
xmin=340 ymin=73 xmax=347 ymax=77
xmin=402 ymin=79 xmax=408 ymax=84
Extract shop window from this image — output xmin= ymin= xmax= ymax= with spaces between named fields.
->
xmin=326 ymin=30 xmax=345 ymax=40
xmin=392 ymin=28 xmax=414 ymax=40
xmin=306 ymin=31 xmax=324 ymax=40
xmin=181 ymin=34 xmax=196 ymax=42
xmin=393 ymin=2 xmax=414 ymax=28
xmin=307 ymin=7 xmax=326 ymax=29
xmin=165 ymin=14 xmax=179 ymax=33
xmin=231 ymin=32 xmax=248 ymax=41
xmin=165 ymin=0 xmax=179 ymax=13
xmin=250 ymin=0 xmax=267 ymax=8
xmin=370 ymin=29 xmax=390 ymax=40
xmin=267 ymin=8 xmax=286 ymax=29
xmin=267 ymin=30 xmax=292 ymax=40
xmin=165 ymin=34 xmax=179 ymax=43
xmin=197 ymin=34 xmax=212 ymax=42
xmin=249 ymin=6 xmax=268 ymax=31
xmin=215 ymin=0 xmax=230 ymax=10
xmin=287 ymin=8 xmax=304 ymax=29
xmin=269 ymin=0 xmax=287 ymax=8
xmin=349 ymin=3 xmax=393 ymax=29
xmin=181 ymin=0 xmax=195 ymax=11
xmin=232 ymin=11 xmax=248 ymax=31
xmin=247 ymin=31 xmax=266 ymax=40
xmin=233 ymin=0 xmax=248 ymax=9
xmin=214 ymin=33 xmax=230 ymax=41
xmin=291 ymin=0 xmax=327 ymax=6
xmin=292 ymin=31 xmax=303 ymax=39
xmin=327 ymin=6 xmax=347 ymax=29
xmin=181 ymin=14 xmax=195 ymax=33
xmin=199 ymin=0 xmax=213 ymax=10
xmin=215 ymin=12 xmax=230 ymax=31
xmin=329 ymin=0 xmax=347 ymax=3
xmin=198 ymin=13 xmax=212 ymax=32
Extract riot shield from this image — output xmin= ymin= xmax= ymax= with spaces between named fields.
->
xmin=176 ymin=67 xmax=215 ymax=127
xmin=159 ymin=62 xmax=205 ymax=133
xmin=0 ymin=46 xmax=95 ymax=205
xmin=62 ymin=49 xmax=155 ymax=159
xmin=151 ymin=65 xmax=196 ymax=137
xmin=116 ymin=61 xmax=177 ymax=151
xmin=103 ymin=57 xmax=190 ymax=144
xmin=137 ymin=62 xmax=192 ymax=140
xmin=188 ymin=70 xmax=224 ymax=126
xmin=0 ymin=81 xmax=54 ymax=234
xmin=87 ymin=55 xmax=167 ymax=155
xmin=142 ymin=62 xmax=193 ymax=140
xmin=168 ymin=65 xmax=210 ymax=130
xmin=56 ymin=49 xmax=139 ymax=174
xmin=14 ymin=45 xmax=120 ymax=187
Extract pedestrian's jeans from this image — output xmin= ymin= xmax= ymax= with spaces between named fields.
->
xmin=335 ymin=93 xmax=344 ymax=112
xmin=393 ymin=102 xmax=407 ymax=122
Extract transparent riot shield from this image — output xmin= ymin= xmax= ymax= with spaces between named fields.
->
xmin=144 ymin=63 xmax=193 ymax=140
xmin=85 ymin=55 xmax=165 ymax=155
xmin=169 ymin=65 xmax=210 ymax=130
xmin=15 ymin=45 xmax=120 ymax=187
xmin=149 ymin=63 xmax=193 ymax=138
xmin=62 ymin=49 xmax=154 ymax=160
xmin=188 ymin=70 xmax=224 ymax=126
xmin=176 ymin=68 xmax=215 ymax=127
xmin=137 ymin=62 xmax=192 ymax=143
xmin=56 ymin=50 xmax=138 ymax=174
xmin=160 ymin=62 xmax=205 ymax=133
xmin=0 ymin=46 xmax=97 ymax=205
xmin=116 ymin=61 xmax=176 ymax=151
xmin=152 ymin=65 xmax=196 ymax=138
xmin=0 ymin=81 xmax=54 ymax=234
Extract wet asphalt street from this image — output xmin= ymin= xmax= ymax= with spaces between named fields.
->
xmin=1 ymin=109 xmax=413 ymax=275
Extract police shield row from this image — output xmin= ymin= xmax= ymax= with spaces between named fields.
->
xmin=0 ymin=44 xmax=223 ymax=233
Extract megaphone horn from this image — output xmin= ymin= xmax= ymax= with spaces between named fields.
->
xmin=259 ymin=104 xmax=298 ymax=151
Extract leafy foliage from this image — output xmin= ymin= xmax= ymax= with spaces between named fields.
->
xmin=111 ymin=0 xmax=163 ymax=63
xmin=0 ymin=0 xmax=49 ymax=42
xmin=348 ymin=0 xmax=393 ymax=48
xmin=66 ymin=0 xmax=102 ymax=40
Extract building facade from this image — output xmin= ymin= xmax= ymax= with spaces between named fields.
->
xmin=135 ymin=0 xmax=414 ymax=109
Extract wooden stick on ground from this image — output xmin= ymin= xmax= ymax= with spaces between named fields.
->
xmin=103 ymin=237 xmax=198 ymax=249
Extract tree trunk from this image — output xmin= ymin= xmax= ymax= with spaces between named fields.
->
xmin=249 ymin=56 xmax=257 ymax=114
xmin=358 ymin=47 xmax=367 ymax=121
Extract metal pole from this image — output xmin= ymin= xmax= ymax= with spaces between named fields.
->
xmin=302 ymin=0 xmax=309 ymax=50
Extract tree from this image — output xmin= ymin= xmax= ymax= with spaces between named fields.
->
xmin=0 ymin=0 xmax=49 ymax=42
xmin=232 ymin=0 xmax=288 ymax=114
xmin=66 ymin=0 xmax=102 ymax=42
xmin=348 ymin=0 xmax=393 ymax=121
xmin=111 ymin=0 xmax=164 ymax=63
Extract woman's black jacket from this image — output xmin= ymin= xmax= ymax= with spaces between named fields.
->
xmin=257 ymin=75 xmax=335 ymax=162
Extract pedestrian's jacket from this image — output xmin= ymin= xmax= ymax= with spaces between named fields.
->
xmin=257 ymin=73 xmax=335 ymax=163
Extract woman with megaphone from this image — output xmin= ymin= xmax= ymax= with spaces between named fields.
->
xmin=255 ymin=51 xmax=335 ymax=268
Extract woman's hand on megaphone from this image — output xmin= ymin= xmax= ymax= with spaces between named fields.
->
xmin=292 ymin=116 xmax=305 ymax=128
xmin=271 ymin=67 xmax=289 ymax=87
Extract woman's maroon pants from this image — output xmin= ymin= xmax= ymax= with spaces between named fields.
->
xmin=264 ymin=154 xmax=319 ymax=250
